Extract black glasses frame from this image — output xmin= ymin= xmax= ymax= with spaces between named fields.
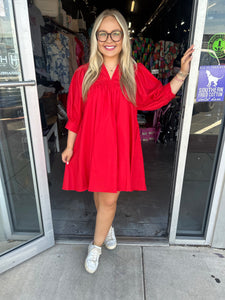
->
xmin=96 ymin=30 xmax=123 ymax=42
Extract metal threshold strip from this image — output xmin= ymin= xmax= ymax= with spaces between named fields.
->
xmin=55 ymin=236 xmax=169 ymax=247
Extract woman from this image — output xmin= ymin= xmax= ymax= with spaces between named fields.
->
xmin=62 ymin=9 xmax=194 ymax=274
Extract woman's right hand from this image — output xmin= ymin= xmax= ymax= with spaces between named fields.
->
xmin=62 ymin=147 xmax=73 ymax=164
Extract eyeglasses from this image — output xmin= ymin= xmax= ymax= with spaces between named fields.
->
xmin=96 ymin=30 xmax=123 ymax=42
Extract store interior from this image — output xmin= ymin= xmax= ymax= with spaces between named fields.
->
xmin=27 ymin=0 xmax=194 ymax=240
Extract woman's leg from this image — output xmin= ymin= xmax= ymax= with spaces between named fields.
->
xmin=93 ymin=191 xmax=99 ymax=211
xmin=93 ymin=191 xmax=120 ymax=247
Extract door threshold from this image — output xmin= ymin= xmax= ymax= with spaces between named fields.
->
xmin=55 ymin=235 xmax=169 ymax=247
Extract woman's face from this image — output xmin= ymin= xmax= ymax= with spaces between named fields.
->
xmin=96 ymin=16 xmax=123 ymax=62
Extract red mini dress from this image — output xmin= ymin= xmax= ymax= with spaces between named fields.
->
xmin=62 ymin=63 xmax=175 ymax=193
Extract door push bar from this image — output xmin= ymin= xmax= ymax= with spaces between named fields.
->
xmin=0 ymin=80 xmax=36 ymax=88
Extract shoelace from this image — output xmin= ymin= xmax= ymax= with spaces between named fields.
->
xmin=88 ymin=247 xmax=100 ymax=262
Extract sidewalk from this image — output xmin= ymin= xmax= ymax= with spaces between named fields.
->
xmin=1 ymin=242 xmax=225 ymax=300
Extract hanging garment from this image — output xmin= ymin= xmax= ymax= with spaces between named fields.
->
xmin=42 ymin=32 xmax=70 ymax=92
xmin=75 ymin=36 xmax=84 ymax=66
xmin=64 ymin=33 xmax=78 ymax=80
xmin=62 ymin=63 xmax=175 ymax=192
xmin=34 ymin=55 xmax=49 ymax=79
xmin=77 ymin=33 xmax=89 ymax=63
xmin=163 ymin=41 xmax=180 ymax=78
xmin=152 ymin=40 xmax=166 ymax=79
xmin=152 ymin=40 xmax=180 ymax=79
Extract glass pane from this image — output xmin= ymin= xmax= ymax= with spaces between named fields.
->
xmin=0 ymin=0 xmax=43 ymax=255
xmin=177 ymin=0 xmax=225 ymax=236
xmin=0 ymin=0 xmax=21 ymax=81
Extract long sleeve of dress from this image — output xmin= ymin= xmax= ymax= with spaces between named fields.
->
xmin=65 ymin=65 xmax=86 ymax=134
xmin=135 ymin=63 xmax=176 ymax=111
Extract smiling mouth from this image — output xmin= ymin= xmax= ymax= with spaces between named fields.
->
xmin=104 ymin=46 xmax=116 ymax=50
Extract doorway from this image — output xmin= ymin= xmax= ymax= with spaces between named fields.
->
xmin=27 ymin=0 xmax=194 ymax=240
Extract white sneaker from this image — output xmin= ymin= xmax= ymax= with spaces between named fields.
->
xmin=85 ymin=242 xmax=102 ymax=274
xmin=104 ymin=226 xmax=117 ymax=250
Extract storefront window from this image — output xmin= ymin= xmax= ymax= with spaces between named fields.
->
xmin=0 ymin=0 xmax=43 ymax=255
xmin=177 ymin=0 xmax=225 ymax=236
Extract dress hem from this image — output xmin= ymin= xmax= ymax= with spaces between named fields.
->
xmin=62 ymin=186 xmax=147 ymax=192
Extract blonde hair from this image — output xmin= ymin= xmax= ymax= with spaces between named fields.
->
xmin=82 ymin=9 xmax=137 ymax=105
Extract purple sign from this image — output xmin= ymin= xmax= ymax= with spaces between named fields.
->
xmin=196 ymin=65 xmax=225 ymax=102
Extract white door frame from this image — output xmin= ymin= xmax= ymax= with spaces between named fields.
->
xmin=169 ymin=0 xmax=225 ymax=246
xmin=0 ymin=0 xmax=54 ymax=274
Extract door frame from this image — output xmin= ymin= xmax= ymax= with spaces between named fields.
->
xmin=0 ymin=0 xmax=54 ymax=274
xmin=168 ymin=0 xmax=225 ymax=246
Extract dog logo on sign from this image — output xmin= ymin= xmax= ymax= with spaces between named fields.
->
xmin=206 ymin=70 xmax=224 ymax=88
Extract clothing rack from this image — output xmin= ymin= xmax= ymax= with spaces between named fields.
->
xmin=43 ymin=16 xmax=79 ymax=35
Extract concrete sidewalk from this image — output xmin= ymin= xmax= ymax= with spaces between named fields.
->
xmin=1 ymin=243 xmax=225 ymax=300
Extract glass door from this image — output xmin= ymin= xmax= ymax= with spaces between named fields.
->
xmin=169 ymin=0 xmax=225 ymax=244
xmin=0 ymin=0 xmax=54 ymax=273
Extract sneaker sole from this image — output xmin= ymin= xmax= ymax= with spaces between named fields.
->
xmin=104 ymin=243 xmax=117 ymax=250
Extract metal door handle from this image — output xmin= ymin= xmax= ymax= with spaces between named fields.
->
xmin=0 ymin=80 xmax=36 ymax=88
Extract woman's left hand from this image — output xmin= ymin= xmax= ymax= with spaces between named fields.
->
xmin=180 ymin=44 xmax=195 ymax=75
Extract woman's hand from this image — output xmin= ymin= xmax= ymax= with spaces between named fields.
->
xmin=180 ymin=44 xmax=195 ymax=75
xmin=170 ymin=45 xmax=195 ymax=94
xmin=62 ymin=147 xmax=73 ymax=164
xmin=62 ymin=130 xmax=77 ymax=164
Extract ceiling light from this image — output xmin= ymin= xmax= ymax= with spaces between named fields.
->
xmin=132 ymin=30 xmax=135 ymax=33
xmin=131 ymin=1 xmax=135 ymax=12
xmin=141 ymin=26 xmax=147 ymax=33
xmin=181 ymin=21 xmax=185 ymax=25
xmin=128 ymin=22 xmax=131 ymax=28
xmin=167 ymin=31 xmax=170 ymax=34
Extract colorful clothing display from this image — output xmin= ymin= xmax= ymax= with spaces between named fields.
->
xmin=131 ymin=37 xmax=154 ymax=70
xmin=152 ymin=40 xmax=179 ymax=79
xmin=62 ymin=63 xmax=175 ymax=192
xmin=131 ymin=38 xmax=180 ymax=80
